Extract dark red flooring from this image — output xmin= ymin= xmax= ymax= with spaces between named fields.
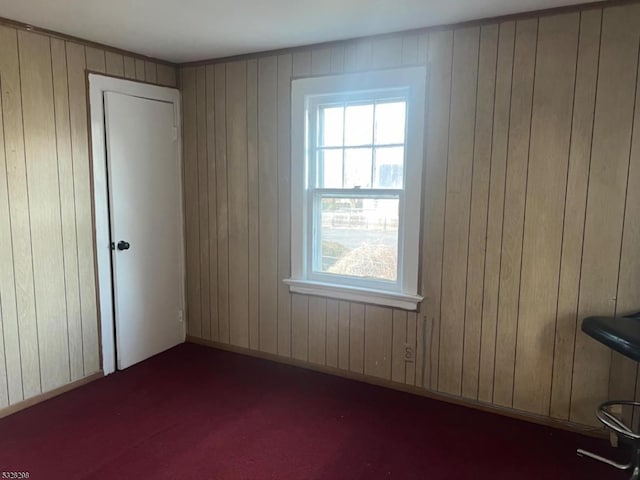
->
xmin=0 ymin=343 xmax=627 ymax=479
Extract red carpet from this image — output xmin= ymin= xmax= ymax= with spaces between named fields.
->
xmin=0 ymin=343 xmax=626 ymax=479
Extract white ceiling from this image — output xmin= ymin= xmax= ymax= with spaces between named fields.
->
xmin=0 ymin=0 xmax=601 ymax=63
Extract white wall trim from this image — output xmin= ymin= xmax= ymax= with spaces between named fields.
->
xmin=88 ymin=74 xmax=184 ymax=375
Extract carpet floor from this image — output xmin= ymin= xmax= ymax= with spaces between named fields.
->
xmin=0 ymin=343 xmax=627 ymax=479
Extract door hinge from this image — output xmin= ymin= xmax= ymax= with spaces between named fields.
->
xmin=178 ymin=310 xmax=184 ymax=323
xmin=171 ymin=126 xmax=178 ymax=141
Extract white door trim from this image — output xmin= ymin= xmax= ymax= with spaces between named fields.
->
xmin=89 ymin=74 xmax=185 ymax=375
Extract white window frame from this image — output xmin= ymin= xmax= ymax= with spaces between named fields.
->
xmin=285 ymin=67 xmax=426 ymax=310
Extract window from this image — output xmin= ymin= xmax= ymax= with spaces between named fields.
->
xmin=286 ymin=67 xmax=426 ymax=310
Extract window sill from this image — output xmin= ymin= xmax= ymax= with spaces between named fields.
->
xmin=283 ymin=278 xmax=423 ymax=311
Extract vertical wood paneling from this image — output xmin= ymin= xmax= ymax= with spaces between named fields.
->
xmin=611 ymin=52 xmax=640 ymax=404
xmin=196 ymin=67 xmax=210 ymax=340
xmin=325 ymin=300 xmax=339 ymax=368
xmin=277 ymin=54 xmax=293 ymax=357
xmin=0 ymin=64 xmax=13 ymax=407
xmin=247 ymin=59 xmax=260 ymax=350
xmin=291 ymin=294 xmax=309 ymax=361
xmin=123 ymin=57 xmax=136 ymax=79
xmin=461 ymin=24 xmax=498 ymax=400
xmin=226 ymin=61 xmax=249 ymax=348
xmin=338 ymin=301 xmax=350 ymax=370
xmin=308 ymin=297 xmax=326 ymax=365
xmin=18 ymin=31 xmax=69 ymax=393
xmin=178 ymin=2 xmax=640 ymax=430
xmin=392 ymin=310 xmax=407 ymax=383
xmin=492 ymin=18 xmax=537 ymax=408
xmin=105 ymin=52 xmax=124 ymax=77
xmin=144 ymin=61 xmax=157 ymax=83
xmin=181 ymin=67 xmax=201 ymax=338
xmin=257 ymin=56 xmax=278 ymax=354
xmin=438 ymin=26 xmax=480 ymax=396
xmin=1 ymin=27 xmax=40 ymax=399
xmin=513 ymin=13 xmax=579 ymax=415
xmin=421 ymin=30 xmax=453 ymax=389
xmin=50 ymin=38 xmax=83 ymax=382
xmin=0 ymin=27 xmax=24 ymax=404
xmin=551 ymin=9 xmax=601 ymax=420
xmin=0 ymin=27 xmax=177 ymax=412
xmin=478 ymin=21 xmax=515 ymax=403
xmin=205 ymin=65 xmax=219 ymax=341
xmin=85 ymin=47 xmax=105 ymax=73
xmin=406 ymin=312 xmax=417 ymax=385
xmin=157 ymin=64 xmax=177 ymax=87
xmin=135 ymin=59 xmax=145 ymax=81
xmin=349 ymin=303 xmax=365 ymax=374
xmin=214 ymin=64 xmax=230 ymax=344
xmin=66 ymin=41 xmax=99 ymax=376
xmin=571 ymin=4 xmax=640 ymax=425
xmin=364 ymin=306 xmax=393 ymax=380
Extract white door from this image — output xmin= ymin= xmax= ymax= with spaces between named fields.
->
xmin=104 ymin=91 xmax=184 ymax=370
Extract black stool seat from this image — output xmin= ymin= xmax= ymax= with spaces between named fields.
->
xmin=582 ymin=311 xmax=640 ymax=362
xmin=578 ymin=310 xmax=640 ymax=479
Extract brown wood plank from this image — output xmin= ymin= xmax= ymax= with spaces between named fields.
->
xmin=123 ymin=57 xmax=136 ymax=79
xmin=421 ymin=29 xmax=453 ymax=390
xmin=214 ymin=63 xmax=230 ymax=344
xmin=338 ymin=301 xmax=350 ymax=370
xmin=350 ymin=303 xmax=365 ymax=374
xmin=247 ymin=59 xmax=260 ymax=351
xmin=257 ymin=56 xmax=278 ymax=354
xmin=513 ymin=12 xmax=579 ymax=415
xmin=18 ymin=31 xmax=70 ymax=393
xmin=144 ymin=61 xmax=157 ymax=83
xmin=308 ymin=297 xmax=327 ymax=365
xmin=461 ymin=24 xmax=498 ymax=400
xmin=391 ymin=310 xmax=408 ymax=384
xmin=571 ymin=3 xmax=640 ymax=425
xmin=364 ymin=306 xmax=393 ymax=380
xmin=205 ymin=64 xmax=219 ymax=341
xmin=550 ymin=8 xmax=601 ymax=421
xmin=65 ymin=41 xmax=100 ymax=376
xmin=325 ymin=300 xmax=339 ymax=368
xmin=135 ymin=59 xmax=145 ymax=81
xmin=291 ymin=294 xmax=309 ymax=361
xmin=226 ymin=61 xmax=250 ymax=348
xmin=181 ymin=67 xmax=201 ymax=338
xmin=438 ymin=25 xmax=480 ymax=396
xmin=196 ymin=66 xmax=210 ymax=340
xmin=51 ymin=38 xmax=83 ymax=382
xmin=105 ymin=52 xmax=124 ymax=77
xmin=478 ymin=21 xmax=515 ymax=403
xmin=493 ymin=18 xmax=537 ymax=408
xmin=157 ymin=64 xmax=177 ymax=87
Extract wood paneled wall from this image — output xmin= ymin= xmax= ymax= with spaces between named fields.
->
xmin=181 ymin=1 xmax=640 ymax=428
xmin=0 ymin=24 xmax=177 ymax=411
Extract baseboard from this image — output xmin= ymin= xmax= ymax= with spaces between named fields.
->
xmin=187 ymin=336 xmax=607 ymax=440
xmin=0 ymin=371 xmax=104 ymax=420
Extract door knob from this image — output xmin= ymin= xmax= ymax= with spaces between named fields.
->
xmin=117 ymin=241 xmax=131 ymax=251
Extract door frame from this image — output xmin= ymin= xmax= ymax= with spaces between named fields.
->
xmin=89 ymin=74 xmax=185 ymax=375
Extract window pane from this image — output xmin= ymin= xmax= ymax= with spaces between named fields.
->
xmin=344 ymin=104 xmax=374 ymax=146
xmin=320 ymin=106 xmax=344 ymax=147
xmin=344 ymin=148 xmax=372 ymax=188
xmin=374 ymin=101 xmax=406 ymax=145
xmin=374 ymin=147 xmax=404 ymax=189
xmin=317 ymin=197 xmax=399 ymax=282
xmin=318 ymin=149 xmax=343 ymax=188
